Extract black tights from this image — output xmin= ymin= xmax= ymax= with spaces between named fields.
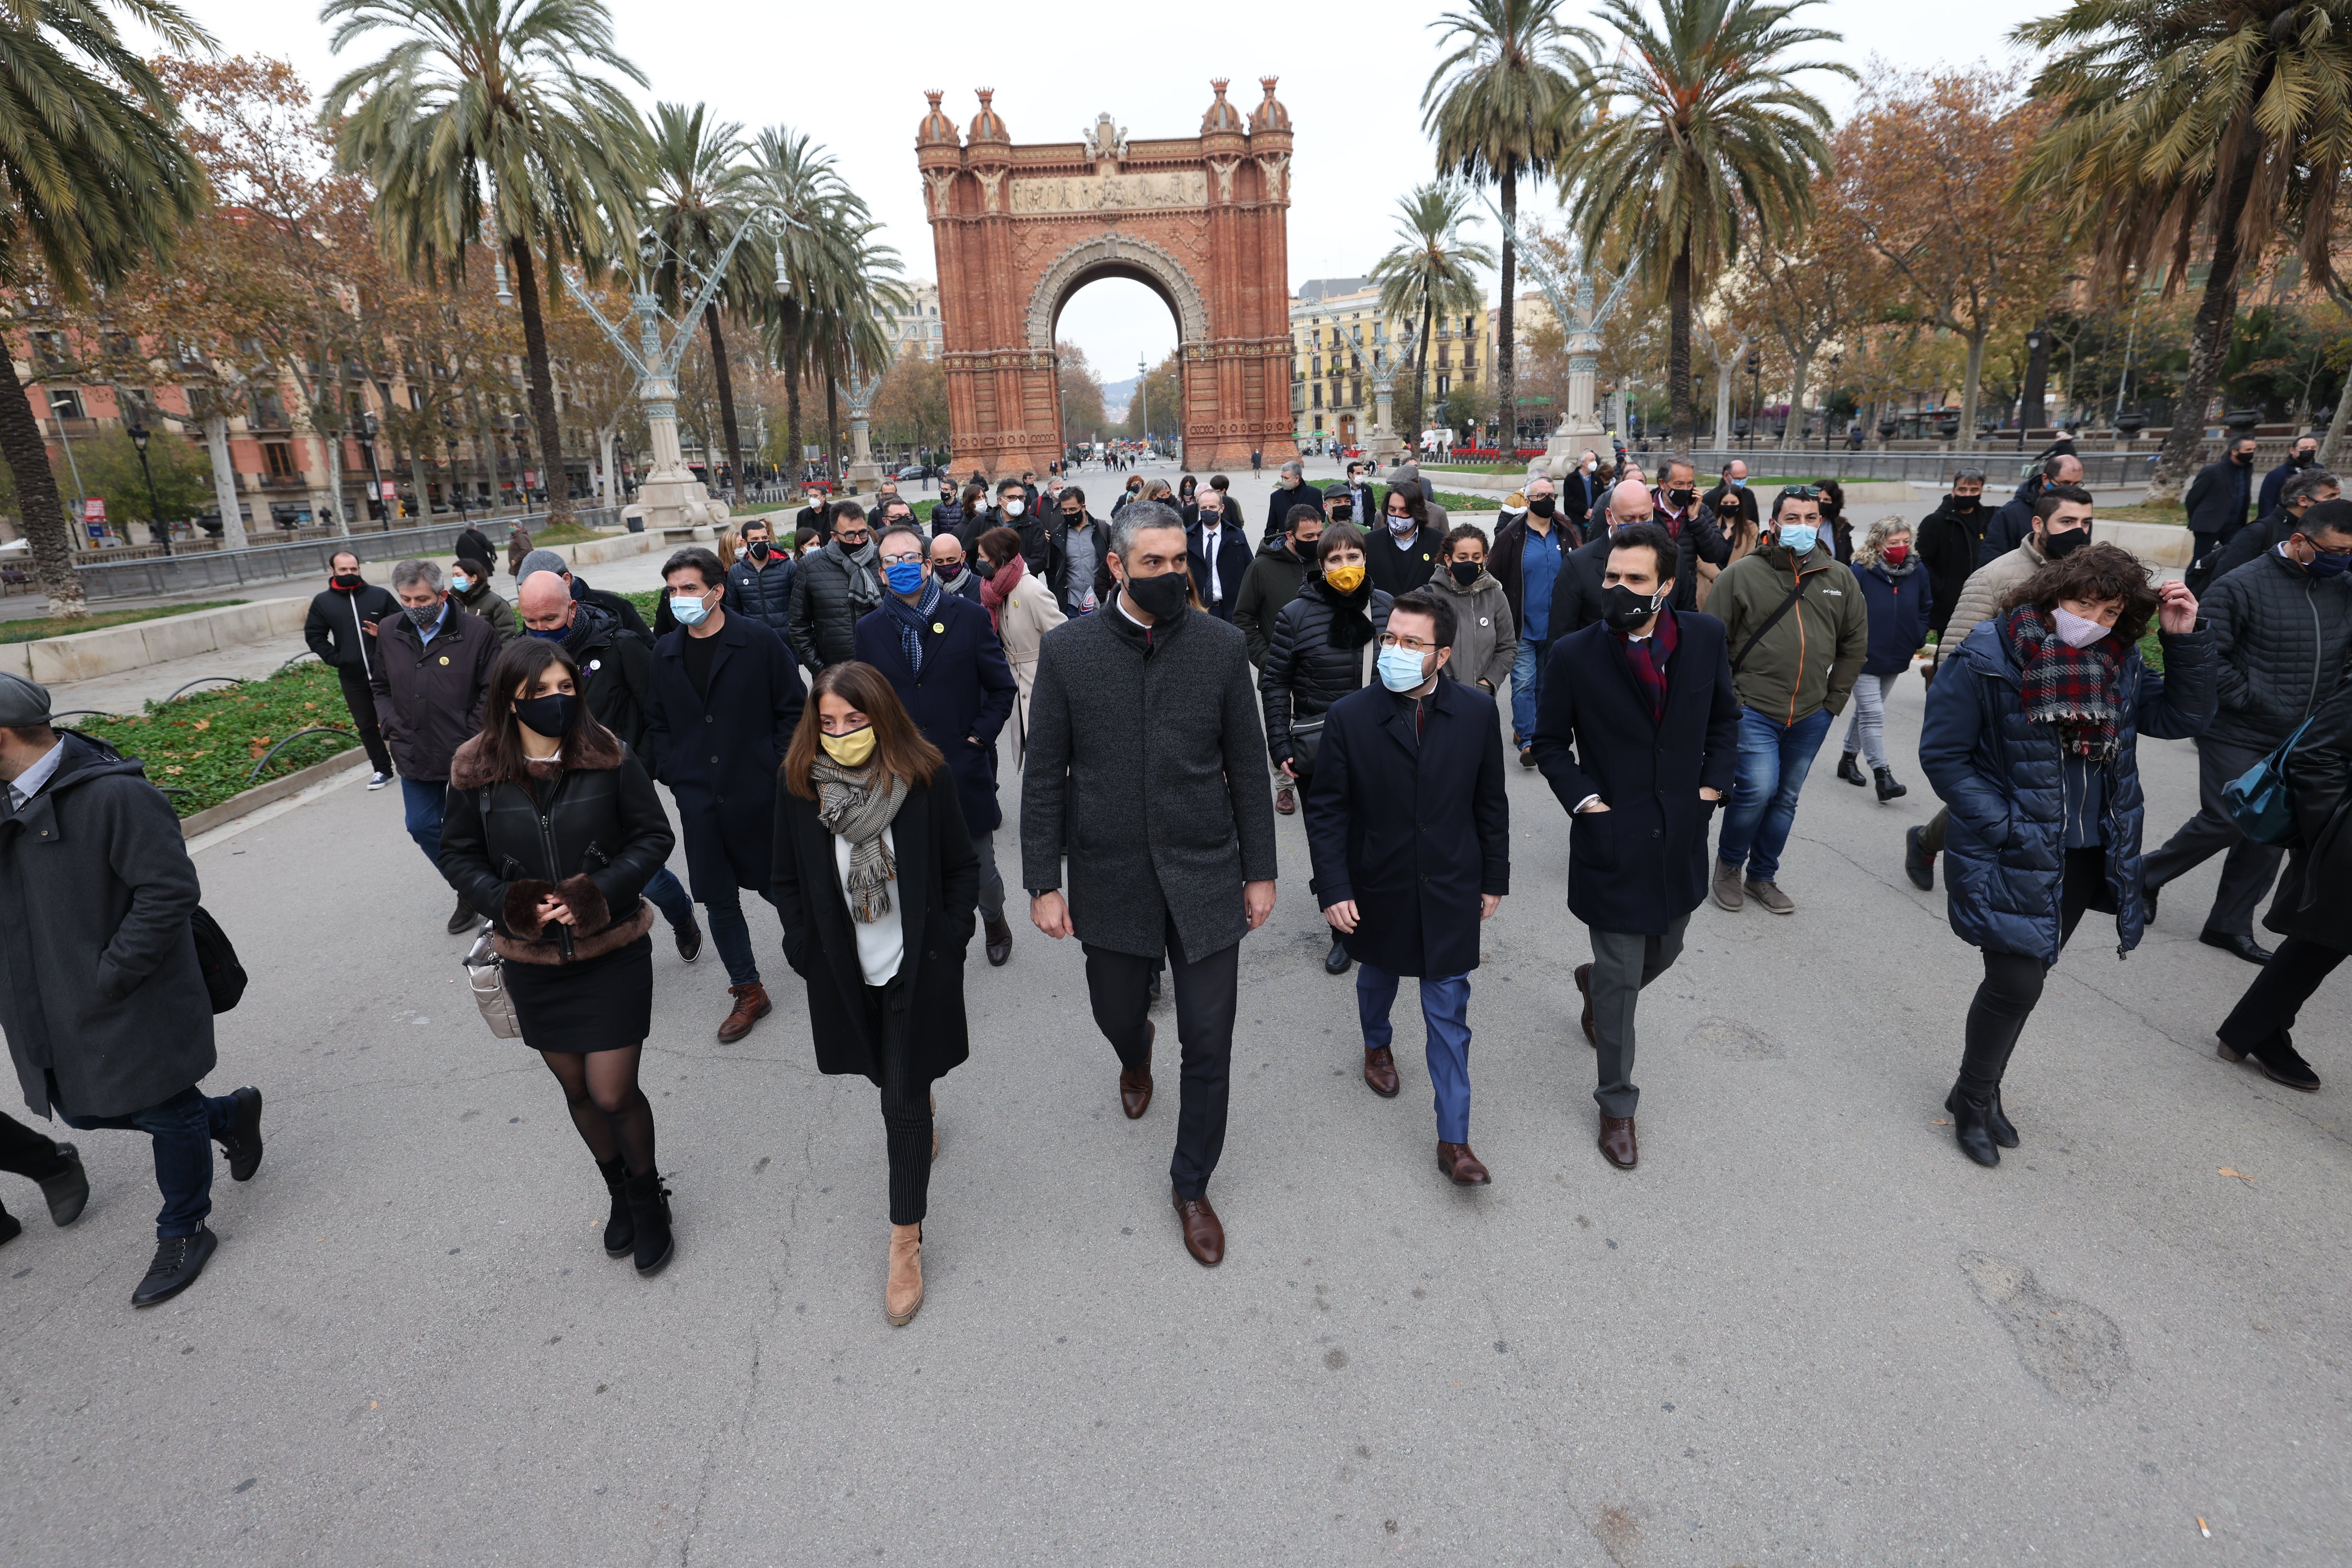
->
xmin=867 ymin=986 xmax=934 ymax=1227
xmin=1959 ymin=848 xmax=2103 ymax=1094
xmin=541 ymin=1046 xmax=657 ymax=1175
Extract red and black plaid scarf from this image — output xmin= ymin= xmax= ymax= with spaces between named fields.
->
xmin=1616 ymin=605 xmax=1678 ymax=722
xmin=2004 ymin=605 xmax=2122 ymax=761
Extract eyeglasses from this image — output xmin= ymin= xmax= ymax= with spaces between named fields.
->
xmin=1376 ymin=632 xmax=1439 ymax=654
xmin=2300 ymin=536 xmax=2352 ymax=558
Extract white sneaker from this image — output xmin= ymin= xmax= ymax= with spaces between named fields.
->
xmin=367 ymin=771 xmax=391 ymax=791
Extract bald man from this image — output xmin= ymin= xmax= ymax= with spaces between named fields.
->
xmin=515 ymin=571 xmax=704 ymax=963
xmin=1545 ymin=480 xmax=1663 ymax=644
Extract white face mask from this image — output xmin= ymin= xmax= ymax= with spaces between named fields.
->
xmin=2051 ymin=607 xmax=2110 ymax=648
xmin=1003 ymin=498 xmax=1024 ymax=518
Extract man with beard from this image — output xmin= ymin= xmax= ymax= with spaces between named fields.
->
xmin=1915 ymin=469 xmax=1990 ymax=644
xmin=1981 ymin=451 xmax=2084 ymax=565
xmin=2184 ymin=434 xmax=2261 ymax=573
xmin=787 ymin=502 xmax=883 ymax=671
xmin=2259 ymin=433 xmax=2320 ymax=519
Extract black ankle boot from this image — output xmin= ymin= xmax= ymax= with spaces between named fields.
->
xmin=1986 ymin=1092 xmax=2020 ymax=1148
xmin=597 ymin=1156 xmax=634 ymax=1258
xmin=625 ymin=1170 xmax=674 ymax=1276
xmin=1873 ymin=767 xmax=1908 ymax=801
xmin=1944 ymin=1083 xmax=2001 ymax=1166
xmin=1324 ymin=936 xmax=1353 ymax=975
xmin=1836 ymin=751 xmax=1866 ymax=786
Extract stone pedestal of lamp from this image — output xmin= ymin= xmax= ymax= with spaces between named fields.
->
xmin=1540 ymin=340 xmax=1605 ymax=479
xmin=621 ymin=378 xmax=731 ymax=540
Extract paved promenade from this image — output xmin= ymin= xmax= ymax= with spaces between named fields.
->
xmin=7 ymin=623 xmax=2345 ymax=1566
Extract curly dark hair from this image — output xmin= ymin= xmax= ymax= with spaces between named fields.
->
xmin=2002 ymin=541 xmax=2162 ymax=644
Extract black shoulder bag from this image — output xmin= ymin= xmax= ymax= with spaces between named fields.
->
xmin=1730 ymin=580 xmax=1809 ymax=675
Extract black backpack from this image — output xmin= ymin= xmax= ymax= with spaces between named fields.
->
xmin=190 ymin=906 xmax=247 ymax=1013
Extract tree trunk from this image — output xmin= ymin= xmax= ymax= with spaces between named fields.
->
xmin=1497 ymin=164 xmax=1517 ymax=455
xmin=202 ymin=412 xmax=249 ymax=551
xmin=323 ymin=422 xmax=349 ymax=537
xmin=598 ymin=424 xmax=618 ymax=508
xmin=825 ymin=370 xmax=840 ymax=485
xmin=0 ymin=335 xmax=84 ymax=614
xmin=1667 ymin=240 xmax=1694 ymax=443
xmin=2322 ymin=335 xmax=2352 ymax=467
xmin=406 ymin=449 xmax=430 ymax=524
xmin=1783 ymin=349 xmax=1813 ymax=450
xmin=778 ymin=306 xmax=805 ymax=498
xmin=1713 ymin=335 xmax=1743 ymax=447
xmin=1958 ymin=329 xmax=1990 ymax=447
xmin=1414 ymin=285 xmax=1434 ymax=443
xmin=507 ymin=237 xmax=574 ymax=526
xmin=2150 ymin=128 xmax=2265 ymax=501
xmin=703 ymin=302 xmax=743 ymax=506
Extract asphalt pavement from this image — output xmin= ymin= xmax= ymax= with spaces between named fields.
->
xmin=8 ymin=475 xmax=2349 ymax=1567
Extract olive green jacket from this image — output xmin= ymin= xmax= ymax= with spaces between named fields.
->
xmin=1708 ymin=540 xmax=1870 ymax=723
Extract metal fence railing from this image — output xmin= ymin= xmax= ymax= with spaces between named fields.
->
xmin=1665 ymin=448 xmax=2163 ymax=487
xmin=70 ymin=506 xmax=624 ymax=603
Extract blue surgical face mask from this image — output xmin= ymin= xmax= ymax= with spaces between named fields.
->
xmin=1729 ymin=476 xmax=1747 ymax=489
xmin=1778 ymin=523 xmax=1819 ymax=557
xmin=884 ymin=558 xmax=925 ymax=594
xmin=526 ymin=623 xmax=569 ymax=642
xmin=449 ymin=574 xmax=471 ymax=594
xmin=1377 ymin=645 xmax=1430 ymax=692
xmin=669 ymin=593 xmax=710 ymax=627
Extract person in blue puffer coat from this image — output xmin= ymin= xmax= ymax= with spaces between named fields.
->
xmin=1919 ymin=542 xmax=2214 ymax=1167
xmin=1833 ymin=516 xmax=1935 ymax=801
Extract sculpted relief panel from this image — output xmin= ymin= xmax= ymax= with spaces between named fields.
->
xmin=1007 ymin=170 xmax=1209 ymax=215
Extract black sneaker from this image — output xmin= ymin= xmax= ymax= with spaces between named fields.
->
xmin=674 ymin=917 xmax=703 ymax=964
xmin=132 ymin=1226 xmax=218 ymax=1307
xmin=217 ymin=1087 xmax=264 ymax=1181
xmin=40 ymin=1142 xmax=88 ymax=1225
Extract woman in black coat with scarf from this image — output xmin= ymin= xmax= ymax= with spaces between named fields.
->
xmin=1262 ymin=520 xmax=1393 ymax=973
xmin=2214 ymin=675 xmax=2352 ymax=1092
xmin=772 ymin=661 xmax=979 ymax=1326
xmin=439 ymin=638 xmax=680 ymax=1275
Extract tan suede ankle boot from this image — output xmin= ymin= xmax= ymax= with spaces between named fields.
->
xmin=886 ymin=1223 xmax=924 ymax=1325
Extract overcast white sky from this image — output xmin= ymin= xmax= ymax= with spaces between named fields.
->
xmin=172 ymin=0 xmax=2054 ymax=374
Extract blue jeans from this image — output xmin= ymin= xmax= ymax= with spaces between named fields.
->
xmin=705 ymin=880 xmax=780 ymax=987
xmin=1716 ymin=706 xmax=1834 ymax=884
xmin=1357 ymin=964 xmax=1474 ymax=1143
xmin=643 ymin=866 xmax=694 ymax=930
xmin=401 ymin=777 xmax=447 ymax=867
xmin=1509 ymin=636 xmax=1549 ymax=750
xmin=58 ymin=1085 xmax=235 ymax=1238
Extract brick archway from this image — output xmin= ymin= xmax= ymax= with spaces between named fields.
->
xmin=916 ymin=82 xmax=1298 ymax=476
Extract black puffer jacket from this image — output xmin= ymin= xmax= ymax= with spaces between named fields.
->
xmin=725 ymin=552 xmax=798 ymax=642
xmin=786 ymin=540 xmax=882 ymax=671
xmin=564 ymin=602 xmax=654 ymax=751
xmin=1260 ymin=577 xmax=1393 ymax=766
xmin=2268 ymin=674 xmax=2352 ymax=951
xmin=438 ymin=723 xmax=675 ymax=962
xmin=2202 ymin=546 xmax=2352 ymax=750
xmin=1915 ymin=493 xmax=1990 ymax=636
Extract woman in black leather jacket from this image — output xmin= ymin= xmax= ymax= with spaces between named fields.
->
xmin=440 ymin=638 xmax=681 ymax=1276
xmin=1262 ymin=520 xmax=1392 ymax=974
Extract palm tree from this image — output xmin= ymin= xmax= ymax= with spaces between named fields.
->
xmin=647 ymin=102 xmax=755 ymax=504
xmin=1371 ymin=183 xmax=1496 ymax=442
xmin=0 ymin=0 xmax=210 ymax=614
xmin=322 ymin=0 xmax=651 ymax=529
xmin=804 ymin=217 xmax=907 ymax=478
xmin=1555 ymin=0 xmax=1850 ymax=443
xmin=745 ymin=128 xmax=872 ymax=495
xmin=1424 ymin=0 xmax=1584 ymax=454
xmin=2014 ymin=1 xmax=2352 ymax=501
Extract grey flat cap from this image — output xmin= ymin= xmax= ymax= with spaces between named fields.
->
xmin=516 ymin=547 xmax=569 ymax=578
xmin=0 ymin=670 xmax=51 ymax=727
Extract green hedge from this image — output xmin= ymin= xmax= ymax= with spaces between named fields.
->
xmin=66 ymin=661 xmax=360 ymax=818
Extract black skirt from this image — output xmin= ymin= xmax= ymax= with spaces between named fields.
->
xmin=504 ymin=934 xmax=653 ymax=1053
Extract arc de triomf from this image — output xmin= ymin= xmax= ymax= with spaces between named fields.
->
xmin=915 ymin=81 xmax=1300 ymax=476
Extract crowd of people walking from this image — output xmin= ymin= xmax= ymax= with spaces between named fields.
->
xmin=9 ymin=443 xmax=2348 ymax=1325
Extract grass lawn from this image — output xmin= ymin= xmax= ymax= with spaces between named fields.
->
xmin=527 ymin=521 xmax=613 ymax=547
xmin=2093 ymin=500 xmax=2188 ymax=524
xmin=0 ymin=599 xmax=246 ymax=646
xmin=65 ymin=660 xmax=361 ymax=817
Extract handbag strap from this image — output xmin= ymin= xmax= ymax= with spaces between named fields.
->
xmin=1731 ymin=577 xmax=1808 ymax=675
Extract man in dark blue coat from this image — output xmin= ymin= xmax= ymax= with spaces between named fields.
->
xmin=645 ymin=546 xmax=807 ymax=1043
xmin=1186 ymin=489 xmax=1253 ymax=622
xmin=1304 ymin=587 xmax=1509 ymax=1186
xmin=857 ymin=523 xmax=1019 ymax=965
xmin=1530 ymin=523 xmax=1739 ymax=1172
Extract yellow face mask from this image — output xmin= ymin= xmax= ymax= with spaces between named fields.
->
xmin=1324 ymin=563 xmax=1366 ymax=594
xmin=820 ymin=725 xmax=876 ymax=767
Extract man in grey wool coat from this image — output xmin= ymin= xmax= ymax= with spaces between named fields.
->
xmin=1020 ymin=501 xmax=1280 ymax=1269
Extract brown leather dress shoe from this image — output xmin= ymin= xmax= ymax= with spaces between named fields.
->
xmin=716 ymin=981 xmax=771 ymax=1043
xmin=1172 ymin=1189 xmax=1224 ymax=1266
xmin=1436 ymin=1141 xmax=1491 ymax=1184
xmin=1574 ymin=963 xmax=1597 ymax=1046
xmin=1598 ymin=1115 xmax=1638 ymax=1170
xmin=1275 ymin=784 xmax=1296 ymax=816
xmin=1362 ymin=1046 xmax=1401 ymax=1098
xmin=1120 ymin=1021 xmax=1155 ymax=1119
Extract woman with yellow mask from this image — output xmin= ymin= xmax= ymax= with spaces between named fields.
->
xmin=772 ymin=662 xmax=980 ymax=1325
xmin=1260 ymin=520 xmax=1395 ymax=977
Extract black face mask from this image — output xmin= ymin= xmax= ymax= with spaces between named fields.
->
xmin=1449 ymin=561 xmax=1482 ymax=587
xmin=1950 ymin=495 xmax=1980 ymax=511
xmin=331 ymin=573 xmax=364 ymax=591
xmin=2041 ymin=525 xmax=2089 ymax=560
xmin=2295 ymin=451 xmax=2317 ymax=469
xmin=514 ymin=692 xmax=577 ymax=740
xmin=1528 ymin=497 xmax=1555 ymax=519
xmin=2234 ymin=451 xmax=2253 ymax=466
xmin=1124 ymin=569 xmax=1189 ymax=621
xmin=1665 ymin=488 xmax=1697 ymax=510
xmin=1329 ymin=505 xmax=1352 ymax=522
xmin=1602 ymin=583 xmax=1665 ymax=631
xmin=747 ymin=540 xmax=771 ymax=561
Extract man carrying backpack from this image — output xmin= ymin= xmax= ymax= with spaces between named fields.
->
xmin=0 ymin=672 xmax=264 ymax=1307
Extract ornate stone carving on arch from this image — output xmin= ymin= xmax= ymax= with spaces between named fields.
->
xmin=1024 ymin=233 xmax=1210 ymax=352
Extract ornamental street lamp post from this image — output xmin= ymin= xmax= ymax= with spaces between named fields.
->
xmin=359 ymin=409 xmax=390 ymax=531
xmin=123 ymin=402 xmax=169 ymax=556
